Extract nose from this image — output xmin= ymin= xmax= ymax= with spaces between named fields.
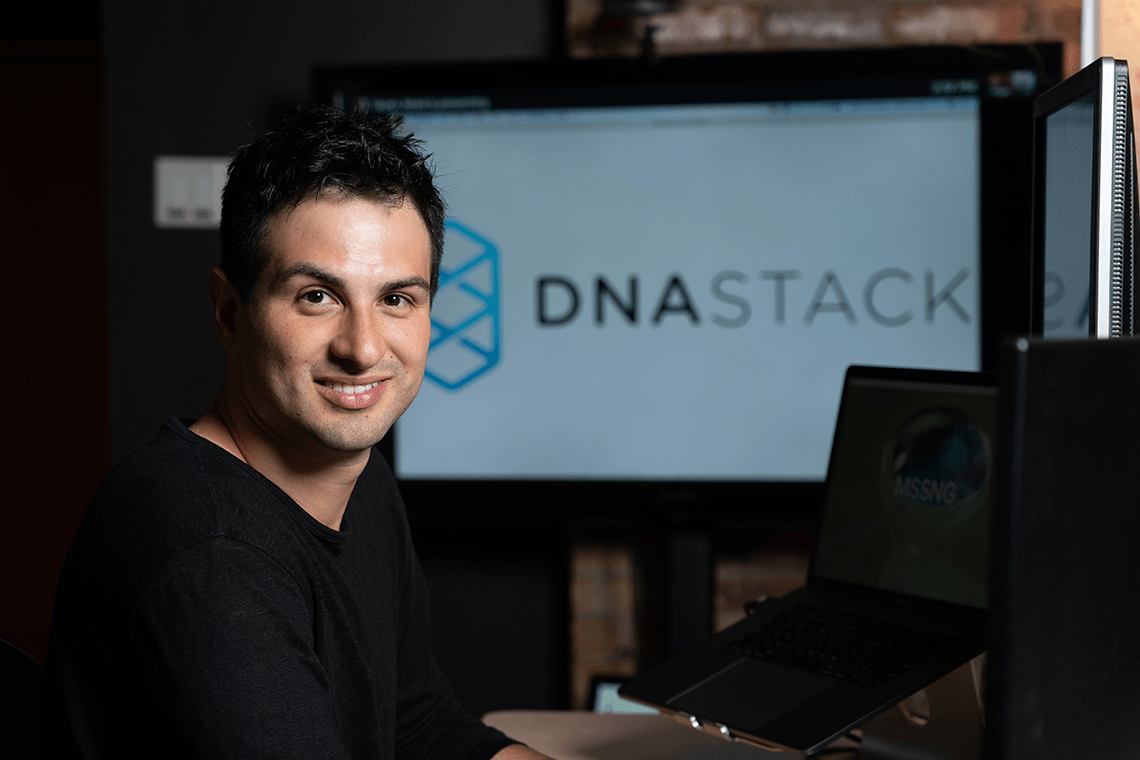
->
xmin=330 ymin=307 xmax=383 ymax=370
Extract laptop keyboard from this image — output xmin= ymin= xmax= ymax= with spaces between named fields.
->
xmin=727 ymin=603 xmax=958 ymax=689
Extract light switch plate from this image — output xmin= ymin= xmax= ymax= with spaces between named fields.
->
xmin=153 ymin=156 xmax=229 ymax=229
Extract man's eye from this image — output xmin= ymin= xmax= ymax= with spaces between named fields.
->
xmin=383 ymin=293 xmax=409 ymax=307
xmin=303 ymin=290 xmax=329 ymax=304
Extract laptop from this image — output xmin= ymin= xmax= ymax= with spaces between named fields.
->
xmin=620 ymin=365 xmax=997 ymax=755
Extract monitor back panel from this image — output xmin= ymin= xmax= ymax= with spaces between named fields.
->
xmin=987 ymin=336 xmax=1140 ymax=759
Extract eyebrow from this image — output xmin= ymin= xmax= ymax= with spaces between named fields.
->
xmin=280 ymin=263 xmax=431 ymax=296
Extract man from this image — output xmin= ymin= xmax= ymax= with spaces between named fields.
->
xmin=40 ymin=106 xmax=545 ymax=760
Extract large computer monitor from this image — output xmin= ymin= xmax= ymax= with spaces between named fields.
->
xmin=315 ymin=45 xmax=1060 ymax=519
xmin=1031 ymin=56 xmax=1138 ymax=338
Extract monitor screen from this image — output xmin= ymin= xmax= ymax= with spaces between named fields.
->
xmin=811 ymin=372 xmax=999 ymax=610
xmin=315 ymin=45 xmax=1059 ymax=517
xmin=401 ymin=99 xmax=977 ymax=482
xmin=1039 ymin=92 xmax=1096 ymax=337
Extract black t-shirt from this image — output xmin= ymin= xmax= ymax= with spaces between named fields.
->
xmin=40 ymin=417 xmax=513 ymax=760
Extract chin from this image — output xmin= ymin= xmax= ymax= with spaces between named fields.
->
xmin=296 ymin=415 xmax=394 ymax=454
xmin=315 ymin=428 xmax=390 ymax=453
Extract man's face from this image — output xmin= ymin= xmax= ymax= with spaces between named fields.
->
xmin=228 ymin=194 xmax=433 ymax=456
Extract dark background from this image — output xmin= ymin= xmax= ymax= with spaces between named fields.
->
xmin=3 ymin=0 xmax=570 ymax=718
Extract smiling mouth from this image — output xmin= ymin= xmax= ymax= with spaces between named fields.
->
xmin=322 ymin=380 xmax=380 ymax=394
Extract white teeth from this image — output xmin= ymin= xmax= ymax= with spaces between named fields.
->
xmin=325 ymin=381 xmax=379 ymax=394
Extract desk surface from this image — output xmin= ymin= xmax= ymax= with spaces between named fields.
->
xmin=483 ymin=660 xmax=982 ymax=760
xmin=483 ymin=711 xmax=798 ymax=760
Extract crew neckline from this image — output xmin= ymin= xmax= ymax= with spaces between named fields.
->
xmin=164 ymin=415 xmax=353 ymax=543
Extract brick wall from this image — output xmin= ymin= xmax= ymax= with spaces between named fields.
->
xmin=713 ymin=531 xmax=812 ymax=633
xmin=568 ymin=0 xmax=1082 ymax=75
xmin=1101 ymin=0 xmax=1140 ymax=122
xmin=570 ymin=545 xmax=639 ymax=707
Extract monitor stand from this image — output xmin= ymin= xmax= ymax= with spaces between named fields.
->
xmin=664 ymin=528 xmax=713 ymax=658
xmin=628 ymin=521 xmax=715 ymax=666
xmin=855 ymin=656 xmax=985 ymax=760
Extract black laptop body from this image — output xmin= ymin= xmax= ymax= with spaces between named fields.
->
xmin=620 ymin=365 xmax=996 ymax=755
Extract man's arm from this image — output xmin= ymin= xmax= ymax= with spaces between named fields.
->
xmin=391 ymin=497 xmax=524 ymax=760
xmin=493 ymin=743 xmax=556 ymax=760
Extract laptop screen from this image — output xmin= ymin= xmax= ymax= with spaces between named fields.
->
xmin=810 ymin=372 xmax=998 ymax=609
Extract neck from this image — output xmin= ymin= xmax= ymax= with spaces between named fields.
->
xmin=189 ymin=391 xmax=369 ymax=531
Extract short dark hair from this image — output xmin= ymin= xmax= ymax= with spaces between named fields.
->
xmin=219 ymin=104 xmax=445 ymax=303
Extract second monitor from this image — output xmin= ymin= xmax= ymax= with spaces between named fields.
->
xmin=1032 ymin=56 xmax=1138 ymax=339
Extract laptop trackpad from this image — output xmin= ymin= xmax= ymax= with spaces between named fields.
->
xmin=668 ymin=658 xmax=832 ymax=732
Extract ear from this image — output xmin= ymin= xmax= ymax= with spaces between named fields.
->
xmin=207 ymin=267 xmax=242 ymax=352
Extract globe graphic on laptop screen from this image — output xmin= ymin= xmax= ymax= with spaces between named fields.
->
xmin=879 ymin=406 xmax=991 ymax=538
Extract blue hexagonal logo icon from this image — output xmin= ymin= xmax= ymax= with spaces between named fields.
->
xmin=426 ymin=220 xmax=501 ymax=391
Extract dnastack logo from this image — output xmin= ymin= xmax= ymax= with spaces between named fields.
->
xmin=426 ymin=221 xmax=501 ymax=390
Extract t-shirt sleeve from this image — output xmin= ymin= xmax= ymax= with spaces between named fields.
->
xmin=390 ymin=526 xmax=515 ymax=760
xmin=129 ymin=537 xmax=352 ymax=759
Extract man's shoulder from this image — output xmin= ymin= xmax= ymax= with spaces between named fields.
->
xmin=95 ymin=416 xmax=256 ymax=518
xmin=102 ymin=416 xmax=222 ymax=487
xmin=84 ymin=417 xmax=303 ymax=558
